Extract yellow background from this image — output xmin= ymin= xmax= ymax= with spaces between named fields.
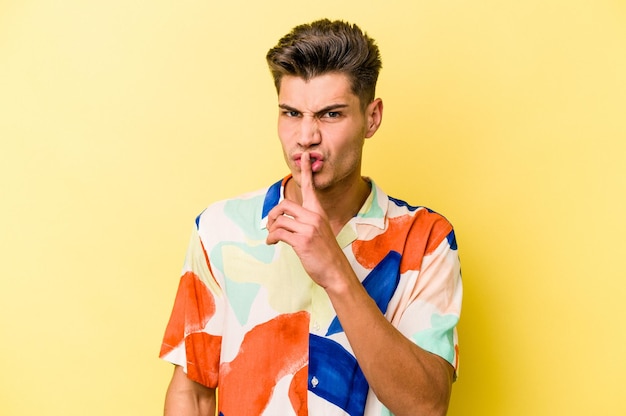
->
xmin=1 ymin=1 xmax=625 ymax=415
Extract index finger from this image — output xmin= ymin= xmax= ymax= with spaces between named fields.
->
xmin=299 ymin=152 xmax=318 ymax=211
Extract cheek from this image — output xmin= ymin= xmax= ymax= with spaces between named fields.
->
xmin=337 ymin=142 xmax=365 ymax=170
xmin=333 ymin=128 xmax=364 ymax=154
xmin=277 ymin=121 xmax=297 ymax=144
xmin=278 ymin=140 xmax=291 ymax=164
xmin=277 ymin=125 xmax=290 ymax=147
xmin=277 ymin=132 xmax=295 ymax=167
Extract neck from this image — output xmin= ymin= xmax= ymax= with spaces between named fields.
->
xmin=285 ymin=175 xmax=371 ymax=235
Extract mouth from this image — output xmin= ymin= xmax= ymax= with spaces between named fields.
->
xmin=293 ymin=152 xmax=324 ymax=173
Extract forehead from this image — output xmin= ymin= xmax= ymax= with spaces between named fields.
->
xmin=278 ymin=73 xmax=359 ymax=109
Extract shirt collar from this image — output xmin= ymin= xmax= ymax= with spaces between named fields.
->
xmin=259 ymin=175 xmax=388 ymax=230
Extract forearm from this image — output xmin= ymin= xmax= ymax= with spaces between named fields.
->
xmin=326 ymin=274 xmax=453 ymax=416
xmin=164 ymin=366 xmax=217 ymax=416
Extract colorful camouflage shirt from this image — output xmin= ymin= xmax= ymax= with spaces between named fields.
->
xmin=160 ymin=176 xmax=462 ymax=416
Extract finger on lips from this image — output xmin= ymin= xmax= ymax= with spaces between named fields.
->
xmin=300 ymin=152 xmax=319 ymax=209
xmin=300 ymin=152 xmax=312 ymax=190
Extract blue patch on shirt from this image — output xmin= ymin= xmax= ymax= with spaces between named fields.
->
xmin=261 ymin=179 xmax=283 ymax=219
xmin=388 ymin=196 xmax=433 ymax=213
xmin=309 ymin=334 xmax=369 ymax=415
xmin=446 ymin=229 xmax=458 ymax=250
xmin=327 ymin=251 xmax=402 ymax=336
xmin=195 ymin=209 xmax=206 ymax=229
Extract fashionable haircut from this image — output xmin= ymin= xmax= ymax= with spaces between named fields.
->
xmin=266 ymin=19 xmax=382 ymax=110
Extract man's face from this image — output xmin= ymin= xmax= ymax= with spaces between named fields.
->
xmin=277 ymin=73 xmax=381 ymax=192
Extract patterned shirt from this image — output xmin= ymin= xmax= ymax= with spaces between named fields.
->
xmin=160 ymin=176 xmax=462 ymax=416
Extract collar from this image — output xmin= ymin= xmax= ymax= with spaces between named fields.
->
xmin=259 ymin=175 xmax=387 ymax=230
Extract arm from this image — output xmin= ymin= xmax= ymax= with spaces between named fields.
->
xmin=164 ymin=365 xmax=216 ymax=416
xmin=269 ymin=227 xmax=453 ymax=415
xmin=266 ymin=154 xmax=455 ymax=415
xmin=326 ymin=269 xmax=454 ymax=415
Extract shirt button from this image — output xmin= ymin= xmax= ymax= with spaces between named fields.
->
xmin=313 ymin=321 xmax=320 ymax=331
xmin=311 ymin=376 xmax=319 ymax=388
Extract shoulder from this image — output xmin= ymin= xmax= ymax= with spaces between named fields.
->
xmin=194 ymin=183 xmax=275 ymax=233
xmin=385 ymin=194 xmax=456 ymax=251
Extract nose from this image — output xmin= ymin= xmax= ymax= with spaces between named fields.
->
xmin=297 ymin=115 xmax=321 ymax=148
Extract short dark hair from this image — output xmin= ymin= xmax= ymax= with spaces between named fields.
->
xmin=266 ymin=19 xmax=382 ymax=109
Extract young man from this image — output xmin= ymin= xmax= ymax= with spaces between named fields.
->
xmin=160 ymin=19 xmax=462 ymax=416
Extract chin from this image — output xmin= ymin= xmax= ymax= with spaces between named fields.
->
xmin=312 ymin=177 xmax=333 ymax=191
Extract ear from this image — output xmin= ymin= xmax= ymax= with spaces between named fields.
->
xmin=364 ymin=98 xmax=383 ymax=138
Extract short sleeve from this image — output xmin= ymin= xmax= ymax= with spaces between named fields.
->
xmin=159 ymin=225 xmax=224 ymax=388
xmin=397 ymin=224 xmax=463 ymax=373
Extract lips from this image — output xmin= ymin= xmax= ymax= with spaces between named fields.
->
xmin=293 ymin=152 xmax=324 ymax=172
xmin=293 ymin=152 xmax=324 ymax=173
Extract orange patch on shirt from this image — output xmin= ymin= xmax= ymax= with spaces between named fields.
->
xmin=289 ymin=365 xmax=309 ymax=415
xmin=186 ymin=332 xmax=222 ymax=387
xmin=353 ymin=211 xmax=452 ymax=274
xmin=160 ymin=271 xmax=217 ymax=357
xmin=218 ymin=311 xmax=309 ymax=416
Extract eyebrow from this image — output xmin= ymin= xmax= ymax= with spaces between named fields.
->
xmin=278 ymin=103 xmax=349 ymax=116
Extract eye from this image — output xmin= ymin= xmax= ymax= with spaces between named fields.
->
xmin=282 ymin=110 xmax=301 ymax=118
xmin=321 ymin=111 xmax=342 ymax=120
